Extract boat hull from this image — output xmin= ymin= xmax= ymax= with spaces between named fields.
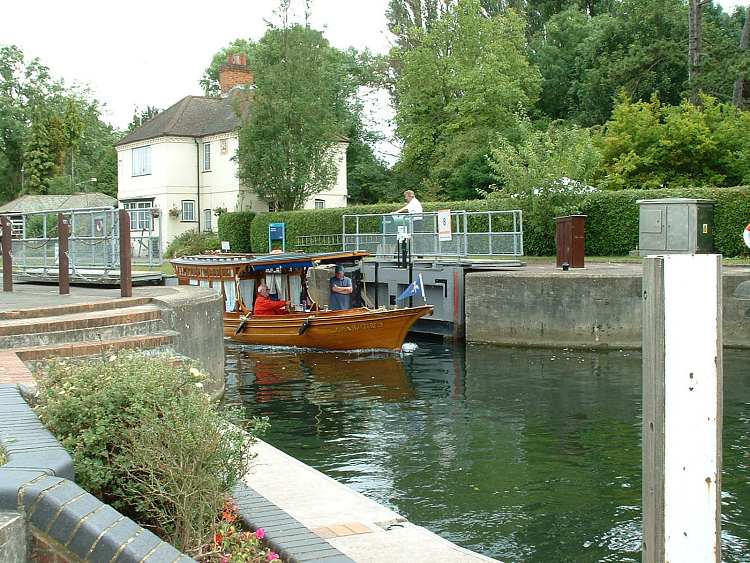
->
xmin=224 ymin=306 xmax=433 ymax=351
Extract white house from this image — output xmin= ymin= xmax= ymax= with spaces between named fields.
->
xmin=116 ymin=53 xmax=348 ymax=251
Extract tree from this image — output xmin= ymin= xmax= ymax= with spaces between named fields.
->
xmin=237 ymin=22 xmax=355 ymax=210
xmin=732 ymin=7 xmax=750 ymax=107
xmin=595 ymin=94 xmax=750 ymax=190
xmin=23 ymin=111 xmax=56 ymax=194
xmin=126 ymin=106 xmax=160 ymax=133
xmin=393 ymin=0 xmax=541 ymax=199
xmin=688 ymin=0 xmax=705 ymax=105
xmin=200 ymin=39 xmax=256 ymax=96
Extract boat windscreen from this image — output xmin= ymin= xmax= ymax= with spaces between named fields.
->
xmin=251 ymin=261 xmax=314 ymax=271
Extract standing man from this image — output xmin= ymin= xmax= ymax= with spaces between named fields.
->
xmin=395 ymin=190 xmax=423 ymax=216
xmin=329 ymin=264 xmax=353 ymax=310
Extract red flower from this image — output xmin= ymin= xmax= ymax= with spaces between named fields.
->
xmin=222 ymin=509 xmax=238 ymax=523
xmin=214 ymin=532 xmax=224 ymax=546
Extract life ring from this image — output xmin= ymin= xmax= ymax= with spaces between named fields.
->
xmin=744 ymin=224 xmax=750 ymax=250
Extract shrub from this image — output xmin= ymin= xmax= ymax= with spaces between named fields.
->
xmin=218 ymin=211 xmax=256 ymax=253
xmin=34 ymin=353 xmax=266 ymax=555
xmin=165 ymin=229 xmax=220 ymax=258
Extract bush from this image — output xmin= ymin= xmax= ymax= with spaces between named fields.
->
xmin=164 ymin=229 xmax=220 ymax=258
xmin=34 ymin=353 xmax=266 ymax=555
xmin=218 ymin=211 xmax=256 ymax=253
xmin=247 ymin=186 xmax=750 ymax=257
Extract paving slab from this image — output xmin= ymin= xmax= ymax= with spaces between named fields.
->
xmin=244 ymin=440 xmax=497 ymax=563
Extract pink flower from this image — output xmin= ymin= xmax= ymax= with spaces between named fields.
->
xmin=267 ymin=552 xmax=279 ymax=561
xmin=219 ymin=555 xmax=229 ymax=563
xmin=255 ymin=528 xmax=266 ymax=540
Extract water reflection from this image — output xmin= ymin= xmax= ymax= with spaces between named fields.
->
xmin=225 ymin=341 xmax=750 ymax=563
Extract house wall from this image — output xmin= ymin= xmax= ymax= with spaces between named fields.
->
xmin=117 ymin=134 xmax=348 ymax=252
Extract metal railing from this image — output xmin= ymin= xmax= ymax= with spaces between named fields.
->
xmin=1 ymin=207 xmax=161 ymax=279
xmin=295 ymin=234 xmax=344 ymax=250
xmin=342 ymin=210 xmax=523 ymax=258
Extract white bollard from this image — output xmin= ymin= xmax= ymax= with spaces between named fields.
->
xmin=642 ymin=254 xmax=722 ymax=563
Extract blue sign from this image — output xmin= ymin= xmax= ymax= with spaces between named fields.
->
xmin=268 ymin=222 xmax=286 ymax=252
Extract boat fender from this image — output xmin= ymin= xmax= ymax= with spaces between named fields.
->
xmin=298 ymin=316 xmax=314 ymax=335
xmin=744 ymin=224 xmax=750 ymax=250
xmin=235 ymin=317 xmax=248 ymax=336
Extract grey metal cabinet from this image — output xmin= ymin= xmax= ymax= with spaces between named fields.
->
xmin=637 ymin=198 xmax=715 ymax=256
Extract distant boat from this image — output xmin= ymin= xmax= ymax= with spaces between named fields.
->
xmin=171 ymin=251 xmax=432 ymax=351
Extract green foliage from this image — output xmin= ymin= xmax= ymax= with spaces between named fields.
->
xmin=164 ymin=229 xmax=220 ymax=259
xmin=393 ymin=0 xmax=541 ymax=199
xmin=23 ymin=112 xmax=56 ymax=194
xmin=126 ymin=106 xmax=160 ymax=134
xmin=218 ymin=211 xmax=256 ymax=252
xmin=35 ymin=353 xmax=265 ymax=554
xmin=487 ymin=118 xmax=601 ymax=195
xmin=249 ymin=186 xmax=750 ymax=257
xmin=237 ymin=24 xmax=354 ymax=210
xmin=597 ymin=95 xmax=750 ymax=190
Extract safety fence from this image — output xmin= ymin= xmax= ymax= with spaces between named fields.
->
xmin=341 ymin=210 xmax=524 ymax=258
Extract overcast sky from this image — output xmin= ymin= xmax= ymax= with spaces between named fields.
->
xmin=1 ymin=0 xmax=746 ymax=137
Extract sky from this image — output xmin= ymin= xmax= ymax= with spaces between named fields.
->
xmin=1 ymin=0 xmax=747 ymax=144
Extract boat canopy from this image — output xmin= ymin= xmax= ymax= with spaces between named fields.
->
xmin=171 ymin=250 xmax=370 ymax=276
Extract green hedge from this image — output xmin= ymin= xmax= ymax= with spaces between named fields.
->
xmin=218 ymin=211 xmax=256 ymax=253
xmin=228 ymin=186 xmax=750 ymax=257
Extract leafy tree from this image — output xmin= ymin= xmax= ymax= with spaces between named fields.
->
xmin=237 ymin=22 xmax=355 ymax=210
xmin=200 ymin=38 xmax=256 ymax=96
xmin=393 ymin=0 xmax=541 ymax=199
xmin=23 ymin=111 xmax=56 ymax=194
xmin=487 ymin=117 xmax=601 ymax=195
xmin=595 ymin=94 xmax=750 ymax=190
xmin=126 ymin=105 xmax=160 ymax=133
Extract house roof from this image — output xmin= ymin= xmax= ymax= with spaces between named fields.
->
xmin=115 ymin=92 xmax=249 ymax=147
xmin=0 ymin=193 xmax=118 ymax=214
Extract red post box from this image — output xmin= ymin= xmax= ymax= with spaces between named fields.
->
xmin=555 ymin=215 xmax=587 ymax=268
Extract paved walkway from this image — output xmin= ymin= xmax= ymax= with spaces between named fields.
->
xmin=0 ymin=284 xmax=180 ymax=313
xmin=244 ymin=440 xmax=497 ymax=563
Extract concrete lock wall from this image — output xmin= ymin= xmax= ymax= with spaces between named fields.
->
xmin=465 ymin=269 xmax=750 ymax=349
xmin=151 ymin=286 xmax=226 ymax=397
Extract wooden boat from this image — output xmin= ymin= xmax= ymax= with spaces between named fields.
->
xmin=171 ymin=251 xmax=433 ymax=351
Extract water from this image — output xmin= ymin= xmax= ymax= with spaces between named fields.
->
xmin=224 ymin=341 xmax=750 ymax=562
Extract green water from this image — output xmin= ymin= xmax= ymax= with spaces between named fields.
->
xmin=224 ymin=342 xmax=750 ymax=562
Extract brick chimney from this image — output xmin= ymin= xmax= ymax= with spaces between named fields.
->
xmin=219 ymin=53 xmax=253 ymax=95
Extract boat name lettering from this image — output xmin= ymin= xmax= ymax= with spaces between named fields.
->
xmin=334 ymin=321 xmax=384 ymax=333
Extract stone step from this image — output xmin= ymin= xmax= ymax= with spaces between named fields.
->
xmin=0 ymin=305 xmax=163 ymax=338
xmin=12 ymin=331 xmax=179 ymax=362
xmin=0 ymin=297 xmax=152 ymax=321
xmin=0 ymin=319 xmax=165 ymax=349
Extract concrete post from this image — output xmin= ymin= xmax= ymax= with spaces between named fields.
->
xmin=119 ymin=209 xmax=132 ymax=298
xmin=58 ymin=214 xmax=70 ymax=295
xmin=1 ymin=216 xmax=12 ymax=293
xmin=642 ymin=254 xmax=722 ymax=563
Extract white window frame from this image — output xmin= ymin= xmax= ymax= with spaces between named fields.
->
xmin=123 ymin=200 xmax=153 ymax=231
xmin=314 ymin=199 xmax=325 ymax=209
xmin=181 ymin=200 xmax=196 ymax=222
xmin=203 ymin=209 xmax=212 ymax=232
xmin=203 ymin=142 xmax=211 ymax=172
xmin=131 ymin=145 xmax=151 ymax=177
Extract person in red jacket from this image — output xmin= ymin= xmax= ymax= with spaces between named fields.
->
xmin=253 ymin=283 xmax=290 ymax=316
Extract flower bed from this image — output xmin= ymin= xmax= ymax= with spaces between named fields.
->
xmin=198 ymin=500 xmax=280 ymax=562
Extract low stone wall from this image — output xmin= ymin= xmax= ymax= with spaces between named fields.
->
xmin=0 ymin=358 xmax=193 ymax=563
xmin=148 ymin=286 xmax=226 ymax=398
xmin=466 ymin=267 xmax=750 ymax=348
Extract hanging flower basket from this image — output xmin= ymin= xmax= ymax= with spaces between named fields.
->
xmin=168 ymin=207 xmax=180 ymax=219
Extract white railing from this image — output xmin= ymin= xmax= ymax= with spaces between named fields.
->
xmin=342 ymin=210 xmax=523 ymax=258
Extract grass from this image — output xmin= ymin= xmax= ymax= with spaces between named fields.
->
xmin=0 ymin=447 xmax=6 ymax=465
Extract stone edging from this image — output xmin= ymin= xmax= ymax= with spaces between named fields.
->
xmin=0 ymin=373 xmax=194 ymax=562
xmin=232 ymin=483 xmax=354 ymax=563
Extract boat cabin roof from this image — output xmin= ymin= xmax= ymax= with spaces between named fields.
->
xmin=171 ymin=250 xmax=369 ymax=273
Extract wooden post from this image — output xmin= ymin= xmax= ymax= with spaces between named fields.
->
xmin=642 ymin=254 xmax=722 ymax=563
xmin=58 ymin=214 xmax=70 ymax=295
xmin=119 ymin=209 xmax=132 ymax=298
xmin=1 ymin=216 xmax=12 ymax=292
